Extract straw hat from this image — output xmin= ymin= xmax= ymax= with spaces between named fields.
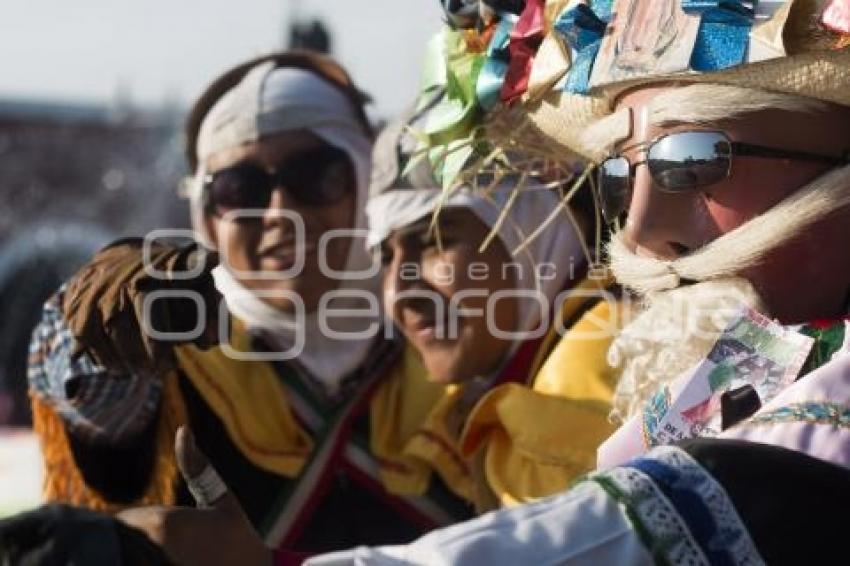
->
xmin=424 ymin=0 xmax=850 ymax=171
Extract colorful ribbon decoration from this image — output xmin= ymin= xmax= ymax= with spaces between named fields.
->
xmin=554 ymin=3 xmax=609 ymax=94
xmin=477 ymin=16 xmax=516 ymax=110
xmin=685 ymin=1 xmax=755 ymax=71
xmin=414 ymin=28 xmax=486 ymax=188
xmin=500 ymin=0 xmax=545 ymax=104
xmin=442 ymin=0 xmax=527 ymax=28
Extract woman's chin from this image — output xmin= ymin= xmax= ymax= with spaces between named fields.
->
xmin=422 ymin=359 xmax=477 ymax=385
xmin=421 ymin=359 xmax=458 ymax=385
xmin=236 ymin=278 xmax=327 ymax=313
xmin=254 ymin=286 xmax=309 ymax=313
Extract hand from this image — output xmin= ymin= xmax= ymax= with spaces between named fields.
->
xmin=63 ymin=239 xmax=219 ymax=376
xmin=117 ymin=427 xmax=272 ymax=566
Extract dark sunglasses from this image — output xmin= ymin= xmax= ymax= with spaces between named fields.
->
xmin=595 ymin=130 xmax=850 ymax=221
xmin=203 ymin=145 xmax=353 ymax=217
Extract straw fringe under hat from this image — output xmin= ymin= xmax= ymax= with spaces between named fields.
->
xmin=427 ymin=0 xmax=850 ymax=172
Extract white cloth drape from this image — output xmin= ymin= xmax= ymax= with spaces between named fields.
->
xmin=192 ymin=63 xmax=379 ymax=395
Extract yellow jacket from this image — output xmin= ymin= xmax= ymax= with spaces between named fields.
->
xmin=35 ymin=282 xmax=620 ymax=515
xmin=462 ymin=297 xmax=621 ymax=507
xmin=389 ymin=278 xmax=624 ymax=510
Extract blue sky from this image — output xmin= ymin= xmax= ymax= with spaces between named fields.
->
xmin=0 ymin=0 xmax=443 ymax=116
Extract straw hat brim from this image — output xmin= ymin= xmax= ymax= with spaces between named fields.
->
xmin=520 ymin=47 xmax=850 ymax=161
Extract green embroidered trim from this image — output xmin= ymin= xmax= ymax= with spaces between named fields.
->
xmin=747 ymin=402 xmax=850 ymax=428
xmin=591 ymin=475 xmax=676 ymax=566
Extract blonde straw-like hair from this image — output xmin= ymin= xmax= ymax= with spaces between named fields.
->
xmin=578 ymin=83 xmax=829 ymax=161
xmin=648 ymin=83 xmax=828 ymax=126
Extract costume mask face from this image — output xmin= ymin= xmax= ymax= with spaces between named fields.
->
xmin=610 ymin=84 xmax=850 ymax=323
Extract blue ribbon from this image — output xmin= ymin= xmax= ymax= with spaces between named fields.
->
xmin=476 ymin=15 xmax=516 ymax=110
xmin=626 ymin=457 xmax=746 ymax=566
xmin=688 ymin=1 xmax=755 ymax=71
xmin=681 ymin=0 xmax=756 ymax=16
xmin=554 ymin=3 xmax=610 ymax=94
xmin=591 ymin=0 xmax=615 ymax=15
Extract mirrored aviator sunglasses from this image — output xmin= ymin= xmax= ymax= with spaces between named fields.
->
xmin=203 ymin=145 xmax=353 ymax=217
xmin=595 ymin=130 xmax=850 ymax=222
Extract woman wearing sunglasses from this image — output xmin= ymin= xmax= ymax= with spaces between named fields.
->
xmin=27 ymin=52 xmax=477 ymax=555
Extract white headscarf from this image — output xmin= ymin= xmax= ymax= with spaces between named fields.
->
xmin=366 ymin=184 xmax=583 ymax=338
xmin=189 ymin=61 xmax=379 ymax=395
xmin=366 ymin=98 xmax=585 ymax=344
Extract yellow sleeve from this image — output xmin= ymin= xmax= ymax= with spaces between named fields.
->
xmin=174 ymin=343 xmax=314 ymax=479
xmin=533 ymin=299 xmax=621 ymax=402
xmin=461 ymin=300 xmax=621 ymax=507
xmin=369 ymin=344 xmax=450 ymax=496
xmin=370 ymin=344 xmax=484 ymax=504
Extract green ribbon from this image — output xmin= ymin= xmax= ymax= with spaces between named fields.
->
xmin=415 ymin=28 xmax=485 ymax=188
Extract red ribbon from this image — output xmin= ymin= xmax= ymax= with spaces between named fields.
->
xmin=500 ymin=0 xmax=545 ymax=104
xmin=807 ymin=316 xmax=850 ymax=330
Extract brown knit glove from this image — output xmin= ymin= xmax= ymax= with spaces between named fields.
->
xmin=62 ymin=238 xmax=220 ymax=377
